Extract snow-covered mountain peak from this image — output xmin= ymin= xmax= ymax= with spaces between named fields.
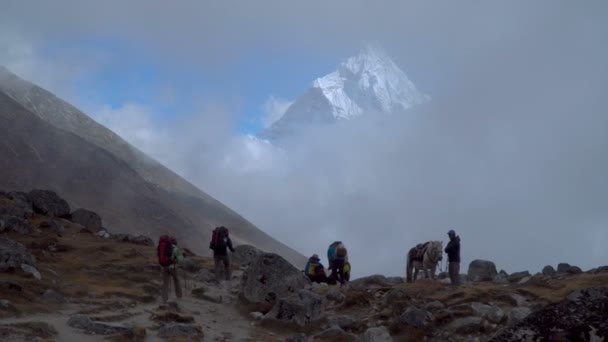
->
xmin=260 ymin=45 xmax=430 ymax=140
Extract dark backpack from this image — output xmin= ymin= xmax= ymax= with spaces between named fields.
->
xmin=158 ymin=235 xmax=177 ymax=266
xmin=209 ymin=226 xmax=229 ymax=250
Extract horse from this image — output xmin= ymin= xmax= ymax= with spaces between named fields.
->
xmin=406 ymin=240 xmax=443 ymax=283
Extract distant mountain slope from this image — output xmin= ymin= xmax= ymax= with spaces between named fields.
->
xmin=0 ymin=68 xmax=305 ymax=266
xmin=261 ymin=45 xmax=429 ymax=140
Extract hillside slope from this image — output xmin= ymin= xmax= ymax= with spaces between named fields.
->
xmin=0 ymin=81 xmax=304 ymax=266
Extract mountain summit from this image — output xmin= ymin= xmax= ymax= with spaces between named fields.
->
xmin=261 ymin=45 xmax=429 ymax=140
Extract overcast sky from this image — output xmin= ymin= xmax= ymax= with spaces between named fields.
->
xmin=1 ymin=1 xmax=608 ymax=277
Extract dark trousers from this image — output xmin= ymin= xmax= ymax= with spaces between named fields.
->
xmin=331 ymin=260 xmax=345 ymax=285
xmin=308 ymin=273 xmax=328 ymax=283
xmin=449 ymin=262 xmax=460 ymax=286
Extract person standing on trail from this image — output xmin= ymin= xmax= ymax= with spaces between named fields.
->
xmin=209 ymin=226 xmax=235 ymax=283
xmin=327 ymin=241 xmax=348 ymax=286
xmin=157 ymin=235 xmax=183 ymax=303
xmin=444 ymin=230 xmax=461 ymax=286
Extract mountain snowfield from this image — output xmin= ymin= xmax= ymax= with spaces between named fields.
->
xmin=260 ymin=45 xmax=430 ymax=141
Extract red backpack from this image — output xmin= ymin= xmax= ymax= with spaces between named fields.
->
xmin=158 ymin=235 xmax=176 ymax=266
xmin=209 ymin=226 xmax=229 ymax=250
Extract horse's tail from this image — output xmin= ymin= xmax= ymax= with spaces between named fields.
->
xmin=406 ymin=253 xmax=412 ymax=283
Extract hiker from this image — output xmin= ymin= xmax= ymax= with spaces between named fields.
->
xmin=157 ymin=235 xmax=184 ymax=303
xmin=327 ymin=241 xmax=348 ymax=286
xmin=209 ymin=226 xmax=235 ymax=283
xmin=304 ymin=254 xmax=328 ymax=283
xmin=444 ymin=230 xmax=461 ymax=286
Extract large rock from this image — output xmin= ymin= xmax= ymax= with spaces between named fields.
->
xmin=20 ymin=264 xmax=41 ymax=280
xmin=28 ymin=190 xmax=70 ymax=217
xmin=265 ymin=289 xmax=326 ymax=326
xmin=507 ymin=271 xmax=531 ymax=284
xmin=70 ymin=209 xmax=102 ymax=231
xmin=508 ymin=307 xmax=532 ymax=324
xmin=448 ymin=316 xmax=484 ymax=334
xmin=382 ymin=288 xmax=409 ymax=306
xmin=0 ymin=215 xmax=35 ymax=234
xmin=360 ymin=326 xmax=393 ymax=342
xmin=471 ymin=302 xmax=505 ymax=323
xmin=491 ymin=287 xmax=608 ymax=341
xmin=233 ymin=244 xmax=263 ymax=267
xmin=349 ymin=274 xmax=389 ymax=288
xmin=556 ymin=263 xmax=571 ymax=273
xmin=3 ymin=192 xmax=34 ymax=218
xmin=468 ymin=260 xmax=498 ymax=281
xmin=399 ymin=306 xmax=434 ymax=328
xmin=541 ymin=265 xmax=556 ymax=276
xmin=239 ymin=252 xmax=307 ymax=307
xmin=326 ymin=288 xmax=345 ymax=303
xmin=0 ymin=237 xmax=36 ymax=271
xmin=325 ymin=315 xmax=357 ymax=330
xmin=42 ymin=289 xmax=66 ymax=303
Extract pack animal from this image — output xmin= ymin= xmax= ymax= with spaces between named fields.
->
xmin=406 ymin=240 xmax=443 ymax=283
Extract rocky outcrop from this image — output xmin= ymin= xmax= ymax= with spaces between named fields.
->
xmin=0 ymin=237 xmax=36 ymax=271
xmin=507 ymin=271 xmax=531 ymax=284
xmin=468 ymin=260 xmax=498 ymax=281
xmin=265 ymin=289 xmax=326 ymax=326
xmin=1 ymin=192 xmax=34 ymax=218
xmin=471 ymin=302 xmax=505 ymax=324
xmin=20 ymin=264 xmax=41 ymax=280
xmin=28 ymin=190 xmax=70 ymax=217
xmin=233 ymin=244 xmax=263 ymax=267
xmin=491 ymin=287 xmax=608 ymax=341
xmin=0 ymin=215 xmax=35 ymax=234
xmin=239 ymin=252 xmax=307 ymax=308
xmin=70 ymin=208 xmax=102 ymax=231
xmin=542 ymin=265 xmax=556 ymax=276
xmin=399 ymin=306 xmax=434 ymax=328
xmin=349 ymin=275 xmax=390 ymax=288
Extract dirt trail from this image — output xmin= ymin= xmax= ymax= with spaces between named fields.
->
xmin=1 ymin=279 xmax=268 ymax=341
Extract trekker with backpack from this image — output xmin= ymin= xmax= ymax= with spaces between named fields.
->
xmin=157 ymin=235 xmax=184 ymax=303
xmin=444 ymin=230 xmax=461 ymax=287
xmin=327 ymin=241 xmax=348 ymax=286
xmin=209 ymin=226 xmax=235 ymax=283
xmin=304 ymin=254 xmax=328 ymax=283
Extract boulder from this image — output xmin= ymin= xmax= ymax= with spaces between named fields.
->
xmin=157 ymin=323 xmax=203 ymax=339
xmin=6 ymin=191 xmax=34 ymax=218
xmin=588 ymin=266 xmax=608 ymax=274
xmin=542 ymin=265 xmax=556 ymax=276
xmin=0 ymin=237 xmax=36 ymax=271
xmin=96 ymin=229 xmax=111 ymax=239
xmin=507 ymin=271 xmax=531 ymax=284
xmin=38 ymin=220 xmax=64 ymax=236
xmin=468 ymin=260 xmax=498 ymax=281
xmin=566 ymin=266 xmax=582 ymax=274
xmin=424 ymin=301 xmax=446 ymax=311
xmin=265 ymin=289 xmax=326 ymax=326
xmin=326 ymin=288 xmax=345 ymax=303
xmin=508 ymin=307 xmax=532 ymax=324
xmin=448 ymin=316 xmax=484 ymax=334
xmin=67 ymin=314 xmax=135 ymax=335
xmin=233 ymin=244 xmax=263 ymax=267
xmin=556 ymin=263 xmax=571 ymax=273
xmin=349 ymin=274 xmax=389 ymax=288
xmin=493 ymin=272 xmax=509 ymax=284
xmin=0 ymin=215 xmax=35 ymax=234
xmin=316 ymin=326 xmax=347 ymax=338
xmin=70 ymin=209 xmax=102 ymax=231
xmin=399 ymin=306 xmax=434 ymax=328
xmin=382 ymin=288 xmax=409 ymax=306
xmin=492 ymin=287 xmax=608 ymax=341
xmin=325 ymin=315 xmax=357 ymax=330
xmin=28 ymin=190 xmax=70 ymax=217
xmin=360 ymin=326 xmax=393 ymax=342
xmin=20 ymin=264 xmax=41 ymax=280
xmin=471 ymin=302 xmax=505 ymax=323
xmin=239 ymin=252 xmax=307 ymax=307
